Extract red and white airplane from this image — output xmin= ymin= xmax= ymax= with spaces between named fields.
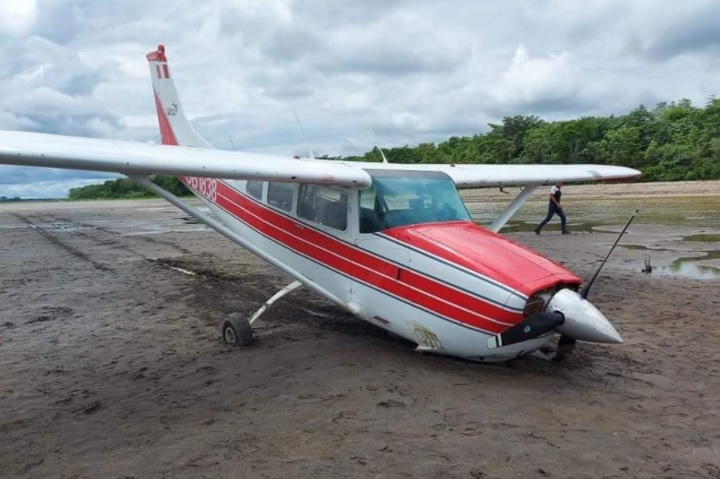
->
xmin=0 ymin=45 xmax=641 ymax=362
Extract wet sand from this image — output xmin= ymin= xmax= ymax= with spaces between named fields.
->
xmin=1 ymin=181 xmax=720 ymax=478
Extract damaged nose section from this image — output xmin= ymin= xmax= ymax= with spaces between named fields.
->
xmin=548 ymin=289 xmax=622 ymax=344
xmin=485 ymin=288 xmax=622 ymax=351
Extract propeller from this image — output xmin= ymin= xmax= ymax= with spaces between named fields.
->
xmin=487 ymin=208 xmax=638 ymax=357
xmin=487 ymin=312 xmax=565 ymax=349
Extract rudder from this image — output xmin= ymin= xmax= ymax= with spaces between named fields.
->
xmin=146 ymin=45 xmax=211 ymax=148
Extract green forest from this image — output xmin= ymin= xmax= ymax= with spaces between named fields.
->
xmin=68 ymin=176 xmax=190 ymax=200
xmin=69 ymin=98 xmax=720 ymax=199
xmin=343 ymin=98 xmax=720 ymax=182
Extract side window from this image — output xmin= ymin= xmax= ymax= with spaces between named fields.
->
xmin=267 ymin=182 xmax=294 ymax=211
xmin=246 ymin=180 xmax=263 ymax=200
xmin=298 ymin=185 xmax=348 ymax=231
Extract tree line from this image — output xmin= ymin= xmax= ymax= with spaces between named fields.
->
xmin=342 ymin=97 xmax=720 ymax=182
xmin=68 ymin=176 xmax=190 ymax=200
xmin=68 ymin=97 xmax=720 ymax=199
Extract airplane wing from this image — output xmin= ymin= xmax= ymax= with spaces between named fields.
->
xmin=0 ymin=131 xmax=372 ymax=188
xmin=349 ymin=161 xmax=641 ymax=186
xmin=0 ymin=131 xmax=640 ymax=190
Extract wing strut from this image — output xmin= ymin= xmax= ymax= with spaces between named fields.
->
xmin=488 ymin=185 xmax=539 ymax=232
xmin=129 ymin=175 xmax=361 ymax=316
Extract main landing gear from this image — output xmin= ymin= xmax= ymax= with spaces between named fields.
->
xmin=221 ymin=280 xmax=303 ymax=347
xmin=222 ymin=313 xmax=253 ymax=347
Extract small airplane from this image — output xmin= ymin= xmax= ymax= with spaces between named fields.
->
xmin=0 ymin=45 xmax=641 ymax=362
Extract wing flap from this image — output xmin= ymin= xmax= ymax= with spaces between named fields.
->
xmin=0 ymin=131 xmax=371 ymax=188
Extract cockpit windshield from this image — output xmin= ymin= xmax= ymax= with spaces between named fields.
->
xmin=359 ymin=170 xmax=471 ymax=233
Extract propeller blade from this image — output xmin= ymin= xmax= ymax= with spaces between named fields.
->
xmin=580 ymin=208 xmax=640 ymax=299
xmin=487 ymin=312 xmax=565 ymax=349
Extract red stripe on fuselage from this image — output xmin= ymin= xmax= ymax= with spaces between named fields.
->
xmin=195 ymin=181 xmax=522 ymax=333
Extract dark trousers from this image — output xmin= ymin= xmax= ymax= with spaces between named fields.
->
xmin=538 ymin=203 xmax=567 ymax=232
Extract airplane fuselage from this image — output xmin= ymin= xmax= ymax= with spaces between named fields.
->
xmin=181 ymin=172 xmax=581 ymax=361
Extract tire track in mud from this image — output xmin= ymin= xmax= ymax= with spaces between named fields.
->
xmin=51 ymin=215 xmax=193 ymax=256
xmin=11 ymin=213 xmax=113 ymax=272
xmin=12 ymin=211 xmax=391 ymax=345
xmin=11 ymin=212 xmax=193 ymax=275
xmin=160 ymin=255 xmax=398 ymax=345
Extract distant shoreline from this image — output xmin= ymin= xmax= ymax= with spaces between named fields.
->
xmin=466 ymin=179 xmax=720 ymax=202
xmin=0 ymin=198 xmax=67 ymax=203
xmin=3 ymin=179 xmax=719 ymax=204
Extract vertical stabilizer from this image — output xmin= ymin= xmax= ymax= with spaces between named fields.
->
xmin=146 ymin=45 xmax=212 ymax=148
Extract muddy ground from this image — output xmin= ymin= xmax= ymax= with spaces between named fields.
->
xmin=1 ymin=182 xmax=719 ymax=479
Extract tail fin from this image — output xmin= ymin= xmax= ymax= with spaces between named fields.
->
xmin=146 ymin=45 xmax=212 ymax=148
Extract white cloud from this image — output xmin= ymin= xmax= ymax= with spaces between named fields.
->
xmin=5 ymin=87 xmax=95 ymax=116
xmin=492 ymin=45 xmax=579 ymax=110
xmin=1 ymin=0 xmax=720 ymax=197
xmin=0 ymin=0 xmax=37 ymax=34
xmin=0 ymin=177 xmax=119 ymax=199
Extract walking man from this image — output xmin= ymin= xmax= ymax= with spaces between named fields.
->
xmin=535 ymin=181 xmax=569 ymax=234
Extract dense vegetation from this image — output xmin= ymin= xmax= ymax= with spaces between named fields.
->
xmin=343 ymin=98 xmax=720 ymax=182
xmin=67 ymin=98 xmax=720 ymax=199
xmin=68 ymin=176 xmax=190 ymax=200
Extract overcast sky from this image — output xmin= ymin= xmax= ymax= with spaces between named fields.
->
xmin=2 ymin=0 xmax=720 ymax=198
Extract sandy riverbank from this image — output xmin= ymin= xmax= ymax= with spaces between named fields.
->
xmin=1 ymin=182 xmax=719 ymax=478
xmin=465 ymin=179 xmax=720 ymax=202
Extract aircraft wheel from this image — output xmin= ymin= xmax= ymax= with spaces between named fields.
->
xmin=222 ymin=313 xmax=253 ymax=347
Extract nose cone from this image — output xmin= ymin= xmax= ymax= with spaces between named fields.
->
xmin=547 ymin=289 xmax=623 ymax=344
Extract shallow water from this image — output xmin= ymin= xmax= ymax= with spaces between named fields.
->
xmin=619 ymin=244 xmax=720 ymax=279
xmin=655 ymin=257 xmax=720 ymax=279
xmin=467 ymin=195 xmax=720 ymax=228
xmin=467 ymin=194 xmax=720 ymax=280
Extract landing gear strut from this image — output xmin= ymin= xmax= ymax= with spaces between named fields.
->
xmin=552 ymin=335 xmax=577 ymax=362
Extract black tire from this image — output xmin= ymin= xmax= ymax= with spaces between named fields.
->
xmin=222 ymin=313 xmax=253 ymax=347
